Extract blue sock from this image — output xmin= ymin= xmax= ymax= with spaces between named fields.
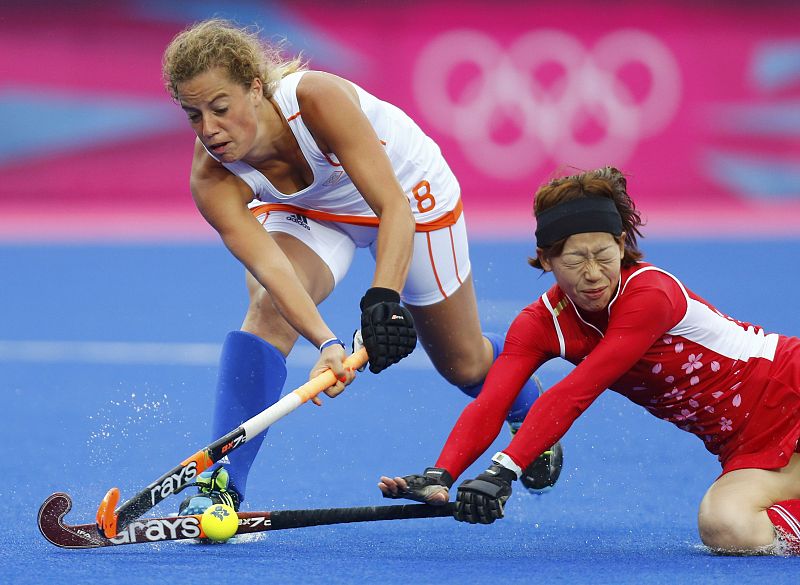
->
xmin=211 ymin=331 xmax=286 ymax=502
xmin=458 ymin=332 xmax=539 ymax=425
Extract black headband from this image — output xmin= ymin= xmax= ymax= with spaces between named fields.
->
xmin=535 ymin=196 xmax=623 ymax=248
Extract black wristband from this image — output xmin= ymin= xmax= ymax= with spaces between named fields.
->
xmin=486 ymin=466 xmax=518 ymax=485
xmin=423 ymin=467 xmax=455 ymax=489
xmin=360 ymin=287 xmax=401 ymax=311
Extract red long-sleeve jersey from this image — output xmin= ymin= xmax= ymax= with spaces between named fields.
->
xmin=436 ymin=263 xmax=800 ymax=478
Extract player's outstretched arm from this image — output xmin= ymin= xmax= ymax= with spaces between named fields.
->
xmin=190 ymin=142 xmax=348 ymax=387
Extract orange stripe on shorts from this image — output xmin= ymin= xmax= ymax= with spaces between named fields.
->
xmin=427 ymin=232 xmax=447 ymax=299
xmin=448 ymin=225 xmax=462 ymax=286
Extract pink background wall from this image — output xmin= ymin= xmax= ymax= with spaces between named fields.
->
xmin=2 ymin=1 xmax=799 ymax=240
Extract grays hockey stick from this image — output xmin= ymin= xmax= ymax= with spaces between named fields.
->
xmin=96 ymin=348 xmax=368 ymax=538
xmin=41 ymin=492 xmax=455 ymax=549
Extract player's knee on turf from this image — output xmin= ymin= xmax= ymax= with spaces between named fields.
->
xmin=699 ymin=497 xmax=773 ymax=553
xmin=699 ymin=517 xmax=767 ymax=553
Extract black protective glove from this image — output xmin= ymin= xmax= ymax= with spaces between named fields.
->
xmin=359 ymin=287 xmax=417 ymax=374
xmin=382 ymin=467 xmax=454 ymax=504
xmin=454 ymin=464 xmax=515 ymax=524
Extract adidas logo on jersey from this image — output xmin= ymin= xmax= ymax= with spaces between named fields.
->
xmin=286 ymin=214 xmax=310 ymax=230
xmin=323 ymin=170 xmax=345 ymax=186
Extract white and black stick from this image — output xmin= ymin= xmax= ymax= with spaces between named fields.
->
xmin=95 ymin=348 xmax=368 ymax=538
xmin=40 ymin=492 xmax=454 ymax=549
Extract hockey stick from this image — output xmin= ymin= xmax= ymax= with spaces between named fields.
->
xmin=96 ymin=348 xmax=368 ymax=539
xmin=42 ymin=492 xmax=455 ymax=549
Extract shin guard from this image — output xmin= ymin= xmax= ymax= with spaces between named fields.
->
xmin=458 ymin=332 xmax=539 ymax=424
xmin=211 ymin=331 xmax=287 ymax=502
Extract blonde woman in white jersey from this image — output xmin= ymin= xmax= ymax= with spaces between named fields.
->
xmin=162 ymin=19 xmax=561 ymax=515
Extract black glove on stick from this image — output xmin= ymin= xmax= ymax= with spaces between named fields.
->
xmin=359 ymin=287 xmax=417 ymax=374
xmin=454 ymin=464 xmax=515 ymax=524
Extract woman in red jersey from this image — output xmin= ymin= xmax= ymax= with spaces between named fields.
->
xmin=379 ymin=167 xmax=800 ymax=555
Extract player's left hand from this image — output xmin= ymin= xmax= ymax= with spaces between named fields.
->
xmin=359 ymin=287 xmax=417 ymax=373
xmin=454 ymin=464 xmax=515 ymax=524
xmin=309 ymin=342 xmax=355 ymax=406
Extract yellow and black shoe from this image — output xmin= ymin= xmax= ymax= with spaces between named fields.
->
xmin=178 ymin=467 xmax=240 ymax=516
xmin=508 ymin=422 xmax=564 ymax=494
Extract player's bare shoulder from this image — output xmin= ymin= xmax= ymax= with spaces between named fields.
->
xmin=296 ymin=72 xmax=378 ymax=162
xmin=295 ymin=73 xmax=360 ymax=146
xmin=296 ymin=71 xmax=359 ymax=106
xmin=189 ymin=138 xmax=226 ymax=189
xmin=189 ymin=138 xmax=250 ymax=207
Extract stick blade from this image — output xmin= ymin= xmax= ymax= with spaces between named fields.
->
xmin=38 ymin=493 xmax=109 ymax=549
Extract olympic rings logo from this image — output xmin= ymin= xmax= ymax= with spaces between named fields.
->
xmin=413 ymin=29 xmax=682 ymax=179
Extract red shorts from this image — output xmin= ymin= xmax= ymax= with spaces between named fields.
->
xmin=721 ymin=335 xmax=800 ymax=475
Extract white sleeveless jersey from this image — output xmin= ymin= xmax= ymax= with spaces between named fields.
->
xmin=221 ymin=71 xmax=461 ymax=229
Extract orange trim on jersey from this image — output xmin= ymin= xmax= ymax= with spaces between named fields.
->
xmin=448 ymin=225 xmax=463 ymax=286
xmin=287 ymin=111 xmax=301 ymax=122
xmin=426 ymin=232 xmax=447 ymax=299
xmin=249 ymin=198 xmax=463 ymax=233
xmin=322 ymin=152 xmax=343 ymax=167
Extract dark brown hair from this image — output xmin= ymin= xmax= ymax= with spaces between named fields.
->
xmin=529 ymin=167 xmax=644 ymax=269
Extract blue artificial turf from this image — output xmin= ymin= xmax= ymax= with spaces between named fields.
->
xmin=2 ymin=239 xmax=799 ymax=584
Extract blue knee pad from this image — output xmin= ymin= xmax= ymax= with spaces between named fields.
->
xmin=211 ymin=331 xmax=286 ymax=502
xmin=458 ymin=331 xmax=539 ymax=425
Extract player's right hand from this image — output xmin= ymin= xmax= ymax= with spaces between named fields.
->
xmin=378 ymin=467 xmax=453 ymax=505
xmin=310 ymin=342 xmax=355 ymax=405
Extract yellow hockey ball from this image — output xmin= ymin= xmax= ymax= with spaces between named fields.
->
xmin=200 ymin=504 xmax=238 ymax=542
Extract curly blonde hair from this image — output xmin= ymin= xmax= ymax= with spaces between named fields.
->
xmin=529 ymin=167 xmax=645 ymax=269
xmin=162 ymin=19 xmax=306 ymax=100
